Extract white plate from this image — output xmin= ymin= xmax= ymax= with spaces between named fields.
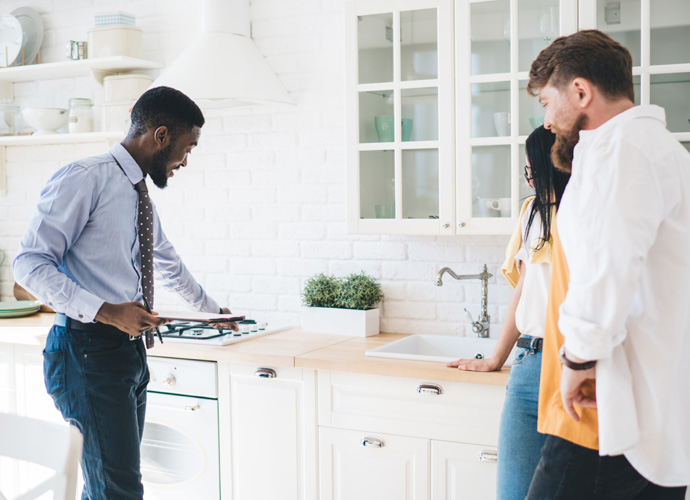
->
xmin=0 ymin=14 xmax=22 ymax=68
xmin=10 ymin=6 xmax=44 ymax=66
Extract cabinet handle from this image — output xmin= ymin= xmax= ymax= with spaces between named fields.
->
xmin=417 ymin=383 xmax=443 ymax=395
xmin=361 ymin=437 xmax=385 ymax=448
xmin=478 ymin=449 xmax=498 ymax=462
xmin=184 ymin=404 xmax=200 ymax=412
xmin=254 ymin=368 xmax=277 ymax=378
xmin=458 ymin=222 xmax=466 ymax=228
xmin=442 ymin=223 xmax=450 ymax=228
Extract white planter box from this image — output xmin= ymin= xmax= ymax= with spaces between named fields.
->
xmin=301 ymin=307 xmax=380 ymax=337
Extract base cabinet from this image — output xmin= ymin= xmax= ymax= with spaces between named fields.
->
xmin=431 ymin=440 xmax=497 ymax=500
xmin=319 ymin=427 xmax=429 ymax=500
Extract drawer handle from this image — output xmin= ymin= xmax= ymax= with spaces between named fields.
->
xmin=417 ymin=383 xmax=443 ymax=395
xmin=184 ymin=404 xmax=200 ymax=412
xmin=478 ymin=450 xmax=498 ymax=463
xmin=254 ymin=368 xmax=277 ymax=379
xmin=361 ymin=437 xmax=385 ymax=448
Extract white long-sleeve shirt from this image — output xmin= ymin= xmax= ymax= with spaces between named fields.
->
xmin=558 ymin=105 xmax=690 ymax=486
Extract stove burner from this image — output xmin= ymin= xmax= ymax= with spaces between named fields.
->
xmin=159 ymin=319 xmax=275 ymax=343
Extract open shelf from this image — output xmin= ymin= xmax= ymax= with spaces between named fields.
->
xmin=0 ymin=56 xmax=162 ymax=83
xmin=0 ymin=131 xmax=125 ymax=146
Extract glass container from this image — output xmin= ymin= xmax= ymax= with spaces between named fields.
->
xmin=68 ymin=97 xmax=94 ymax=133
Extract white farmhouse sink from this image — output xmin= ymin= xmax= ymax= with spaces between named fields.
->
xmin=365 ymin=334 xmax=516 ymax=366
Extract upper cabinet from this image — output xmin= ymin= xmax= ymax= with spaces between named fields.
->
xmin=579 ymin=0 xmax=690 ymax=155
xmin=346 ymin=0 xmax=455 ymax=235
xmin=345 ymin=0 xmax=578 ymax=235
xmin=455 ymin=0 xmax=577 ymax=234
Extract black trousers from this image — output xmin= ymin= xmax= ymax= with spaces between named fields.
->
xmin=526 ymin=435 xmax=687 ymax=500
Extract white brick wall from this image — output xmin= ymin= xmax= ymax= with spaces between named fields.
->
xmin=0 ymin=0 xmax=513 ymax=338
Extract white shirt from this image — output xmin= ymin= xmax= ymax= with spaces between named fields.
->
xmin=558 ymin=105 xmax=690 ymax=486
xmin=514 ymin=201 xmax=551 ymax=339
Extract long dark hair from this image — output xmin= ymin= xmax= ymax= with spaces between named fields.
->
xmin=524 ymin=126 xmax=570 ymax=251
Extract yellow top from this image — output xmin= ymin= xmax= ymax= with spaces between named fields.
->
xmin=537 ymin=216 xmax=599 ymax=450
xmin=501 ymin=197 xmax=554 ymax=288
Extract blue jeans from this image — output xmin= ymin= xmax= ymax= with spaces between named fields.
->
xmin=497 ymin=345 xmax=546 ymax=500
xmin=43 ymin=324 xmax=149 ymax=500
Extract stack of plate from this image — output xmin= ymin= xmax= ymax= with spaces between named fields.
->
xmin=0 ymin=300 xmax=41 ymax=318
xmin=0 ymin=6 xmax=44 ymax=68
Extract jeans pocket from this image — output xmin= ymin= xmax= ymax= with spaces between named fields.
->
xmin=511 ymin=348 xmax=530 ymax=366
xmin=83 ymin=332 xmax=126 ymax=355
xmin=593 ymin=454 xmax=647 ymax=498
xmin=43 ymin=350 xmax=66 ymax=399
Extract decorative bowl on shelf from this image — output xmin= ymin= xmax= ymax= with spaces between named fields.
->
xmin=21 ymin=107 xmax=68 ymax=134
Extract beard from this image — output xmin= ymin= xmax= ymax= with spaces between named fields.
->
xmin=551 ymin=113 xmax=587 ymax=174
xmin=149 ymin=144 xmax=173 ymax=189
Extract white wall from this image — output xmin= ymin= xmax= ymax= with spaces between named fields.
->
xmin=0 ymin=0 xmax=512 ymax=337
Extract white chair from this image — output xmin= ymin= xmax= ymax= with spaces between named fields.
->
xmin=0 ymin=413 xmax=83 ymax=500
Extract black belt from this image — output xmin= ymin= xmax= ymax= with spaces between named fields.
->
xmin=517 ymin=336 xmax=543 ymax=352
xmin=54 ymin=313 xmax=132 ymax=338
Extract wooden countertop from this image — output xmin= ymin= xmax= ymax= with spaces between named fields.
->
xmin=0 ymin=313 xmax=509 ymax=385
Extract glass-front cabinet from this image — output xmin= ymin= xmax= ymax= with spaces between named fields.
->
xmin=346 ymin=0 xmax=688 ymax=235
xmin=346 ymin=0 xmax=455 ymax=235
xmin=579 ymin=0 xmax=690 ymax=140
xmin=455 ymin=0 xmax=577 ymax=233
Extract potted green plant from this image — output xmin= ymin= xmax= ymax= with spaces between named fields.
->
xmin=301 ymin=272 xmax=384 ymax=337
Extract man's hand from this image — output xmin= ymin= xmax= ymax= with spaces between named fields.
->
xmin=212 ymin=306 xmax=239 ymax=332
xmin=95 ymin=301 xmax=167 ymax=337
xmin=561 ymin=364 xmax=597 ymax=421
xmin=447 ymin=357 xmax=501 ymax=372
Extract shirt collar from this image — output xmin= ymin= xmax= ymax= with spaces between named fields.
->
xmin=109 ymin=142 xmax=145 ymax=186
xmin=578 ymin=104 xmax=667 ymax=143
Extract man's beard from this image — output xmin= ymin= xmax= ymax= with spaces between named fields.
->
xmin=149 ymin=144 xmax=173 ymax=189
xmin=551 ymin=113 xmax=587 ymax=173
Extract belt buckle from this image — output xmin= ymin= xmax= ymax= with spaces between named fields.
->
xmin=529 ymin=337 xmax=539 ymax=353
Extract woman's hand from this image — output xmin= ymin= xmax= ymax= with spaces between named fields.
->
xmin=447 ymin=357 xmax=502 ymax=372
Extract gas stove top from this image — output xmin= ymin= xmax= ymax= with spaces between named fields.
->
xmin=158 ymin=319 xmax=291 ymax=346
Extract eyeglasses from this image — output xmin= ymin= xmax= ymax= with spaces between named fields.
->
xmin=524 ymin=165 xmax=533 ymax=183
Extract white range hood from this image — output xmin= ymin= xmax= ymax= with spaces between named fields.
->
xmin=151 ymin=0 xmax=292 ymax=108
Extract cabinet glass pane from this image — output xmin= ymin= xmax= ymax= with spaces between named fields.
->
xmin=682 ymin=142 xmax=690 ymax=155
xmin=402 ymin=87 xmax=438 ymax=141
xmin=596 ymin=0 xmax=641 ymax=67
xmin=472 ymin=146 xmax=511 ymax=218
xmin=518 ymin=144 xmax=536 ymax=206
xmin=471 ymin=0 xmax=510 ymax=75
xmin=650 ymin=73 xmax=690 ymax=133
xmin=633 ymin=75 xmax=640 ymax=106
xmin=401 ymin=9 xmax=438 ymax=81
xmin=360 ymin=151 xmax=395 ymax=219
xmin=359 ymin=91 xmax=394 ymax=143
xmin=472 ymin=81 xmax=510 ymax=138
xmin=651 ymin=0 xmax=690 ymax=65
xmin=518 ymin=0 xmax=559 ymax=72
xmin=358 ymin=13 xmax=394 ymax=84
xmin=402 ymin=149 xmax=439 ymax=219
xmin=519 ymin=80 xmax=544 ymax=136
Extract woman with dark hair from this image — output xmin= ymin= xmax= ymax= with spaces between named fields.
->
xmin=447 ymin=125 xmax=570 ymax=500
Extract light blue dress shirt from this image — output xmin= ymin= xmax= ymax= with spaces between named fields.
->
xmin=14 ymin=143 xmax=219 ymax=322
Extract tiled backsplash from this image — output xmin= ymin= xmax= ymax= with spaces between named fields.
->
xmin=0 ymin=0 xmax=512 ymax=337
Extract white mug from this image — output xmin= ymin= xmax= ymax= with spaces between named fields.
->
xmin=488 ymin=198 xmax=512 ymax=217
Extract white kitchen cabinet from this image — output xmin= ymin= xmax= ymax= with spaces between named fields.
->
xmin=318 ymin=370 xmax=505 ymax=500
xmin=219 ymin=363 xmax=318 ymax=500
xmin=319 ymin=426 xmax=429 ymax=500
xmin=431 ymin=440 xmax=497 ymax=500
xmin=578 ymin=0 xmax=690 ymax=146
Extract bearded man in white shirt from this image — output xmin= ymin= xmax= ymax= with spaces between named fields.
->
xmin=524 ymin=29 xmax=690 ymax=499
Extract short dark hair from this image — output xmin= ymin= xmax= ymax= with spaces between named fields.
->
xmin=129 ymin=86 xmax=205 ymax=138
xmin=527 ymin=29 xmax=634 ymax=102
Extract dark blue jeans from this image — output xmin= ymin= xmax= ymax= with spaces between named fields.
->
xmin=527 ymin=435 xmax=688 ymax=500
xmin=43 ymin=324 xmax=149 ymax=500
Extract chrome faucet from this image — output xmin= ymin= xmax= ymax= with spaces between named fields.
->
xmin=435 ymin=264 xmax=493 ymax=338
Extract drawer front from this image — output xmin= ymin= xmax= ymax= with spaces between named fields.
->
xmin=318 ymin=371 xmax=505 ymax=446
xmin=148 ymin=357 xmax=217 ymax=398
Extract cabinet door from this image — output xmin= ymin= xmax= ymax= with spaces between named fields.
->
xmin=455 ymin=0 xmax=578 ymax=234
xmin=579 ymin=0 xmax=690 ymax=155
xmin=319 ymin=427 xmax=429 ymax=500
xmin=431 ymin=440 xmax=497 ymax=500
xmin=225 ymin=364 xmax=316 ymax=500
xmin=346 ymin=0 xmax=455 ymax=235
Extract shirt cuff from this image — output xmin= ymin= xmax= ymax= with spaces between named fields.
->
xmin=558 ymin=313 xmax=619 ymax=361
xmin=66 ymin=289 xmax=104 ymax=323
xmin=199 ymin=294 xmax=221 ymax=314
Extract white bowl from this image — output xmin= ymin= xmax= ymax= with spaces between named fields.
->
xmin=22 ymin=107 xmax=68 ymax=134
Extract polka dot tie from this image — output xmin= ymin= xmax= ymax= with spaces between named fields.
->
xmin=135 ymin=179 xmax=155 ymax=349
